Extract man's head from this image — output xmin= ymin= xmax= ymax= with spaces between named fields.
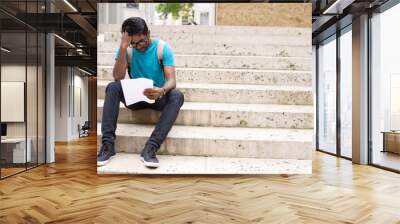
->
xmin=121 ymin=17 xmax=150 ymax=52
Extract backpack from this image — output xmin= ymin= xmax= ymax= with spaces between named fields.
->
xmin=125 ymin=38 xmax=165 ymax=79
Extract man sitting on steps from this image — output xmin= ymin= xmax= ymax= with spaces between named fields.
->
xmin=97 ymin=17 xmax=184 ymax=168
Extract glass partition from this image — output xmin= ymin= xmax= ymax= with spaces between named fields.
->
xmin=27 ymin=30 xmax=38 ymax=169
xmin=317 ymin=35 xmax=337 ymax=154
xmin=0 ymin=0 xmax=46 ymax=179
xmin=370 ymin=3 xmax=400 ymax=171
xmin=0 ymin=5 xmax=28 ymax=177
xmin=339 ymin=27 xmax=352 ymax=158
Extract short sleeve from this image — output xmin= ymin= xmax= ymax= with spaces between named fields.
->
xmin=115 ymin=48 xmax=120 ymax=61
xmin=162 ymin=43 xmax=175 ymax=66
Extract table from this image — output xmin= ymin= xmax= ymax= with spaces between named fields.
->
xmin=1 ymin=138 xmax=31 ymax=163
xmin=381 ymin=131 xmax=400 ymax=154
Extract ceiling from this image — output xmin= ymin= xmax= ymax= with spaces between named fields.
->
xmin=0 ymin=0 xmax=97 ymax=75
xmin=311 ymin=0 xmax=391 ymax=43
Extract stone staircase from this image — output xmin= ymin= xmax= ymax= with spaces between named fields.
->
xmin=97 ymin=25 xmax=313 ymax=174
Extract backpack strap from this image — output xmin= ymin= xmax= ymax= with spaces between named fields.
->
xmin=157 ymin=39 xmax=165 ymax=65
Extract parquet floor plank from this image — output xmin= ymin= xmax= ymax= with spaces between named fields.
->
xmin=1 ymin=135 xmax=399 ymax=223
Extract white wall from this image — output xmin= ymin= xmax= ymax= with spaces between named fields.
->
xmin=55 ymin=66 xmax=68 ymax=141
xmin=98 ymin=3 xmax=155 ymax=25
xmin=1 ymin=65 xmax=32 ymax=137
xmin=193 ymin=3 xmax=215 ymax=26
xmin=1 ymin=63 xmax=46 ymax=163
xmin=54 ymin=67 xmax=89 ymax=141
xmin=71 ymin=72 xmax=89 ymax=138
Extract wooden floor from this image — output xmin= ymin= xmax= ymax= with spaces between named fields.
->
xmin=1 ymin=167 xmax=26 ymax=178
xmin=373 ymin=150 xmax=400 ymax=171
xmin=1 ymin=135 xmax=400 ymax=223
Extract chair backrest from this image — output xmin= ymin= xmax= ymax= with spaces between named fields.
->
xmin=82 ymin=121 xmax=90 ymax=129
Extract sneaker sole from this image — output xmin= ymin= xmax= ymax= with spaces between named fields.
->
xmin=97 ymin=155 xmax=115 ymax=167
xmin=140 ymin=156 xmax=159 ymax=168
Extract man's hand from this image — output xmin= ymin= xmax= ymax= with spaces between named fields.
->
xmin=143 ymin=87 xmax=164 ymax=100
xmin=120 ymin=31 xmax=131 ymax=49
xmin=112 ymin=32 xmax=131 ymax=80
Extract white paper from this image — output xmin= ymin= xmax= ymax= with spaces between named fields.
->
xmin=120 ymin=78 xmax=155 ymax=105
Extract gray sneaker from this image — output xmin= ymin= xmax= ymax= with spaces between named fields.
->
xmin=97 ymin=143 xmax=116 ymax=166
xmin=140 ymin=145 xmax=159 ymax=168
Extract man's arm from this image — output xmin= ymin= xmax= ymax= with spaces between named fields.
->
xmin=113 ymin=47 xmax=128 ymax=80
xmin=143 ymin=42 xmax=176 ymax=100
xmin=161 ymin=66 xmax=176 ymax=93
xmin=143 ymin=66 xmax=176 ymax=100
xmin=113 ymin=32 xmax=131 ymax=81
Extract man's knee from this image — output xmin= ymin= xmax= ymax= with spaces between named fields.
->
xmin=105 ymin=81 xmax=122 ymax=94
xmin=168 ymin=89 xmax=184 ymax=106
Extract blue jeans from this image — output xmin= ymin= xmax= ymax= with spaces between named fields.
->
xmin=101 ymin=80 xmax=184 ymax=150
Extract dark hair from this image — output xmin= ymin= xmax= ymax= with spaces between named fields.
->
xmin=121 ymin=17 xmax=149 ymax=35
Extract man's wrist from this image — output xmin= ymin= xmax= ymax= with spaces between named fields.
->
xmin=162 ymin=87 xmax=166 ymax=95
xmin=158 ymin=87 xmax=166 ymax=99
xmin=119 ymin=46 xmax=127 ymax=52
xmin=120 ymin=43 xmax=129 ymax=49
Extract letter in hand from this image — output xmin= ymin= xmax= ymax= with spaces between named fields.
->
xmin=143 ymin=87 xmax=163 ymax=100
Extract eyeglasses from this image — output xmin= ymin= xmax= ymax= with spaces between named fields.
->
xmin=130 ymin=37 xmax=147 ymax=48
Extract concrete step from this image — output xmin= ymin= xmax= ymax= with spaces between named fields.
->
xmin=99 ymin=25 xmax=311 ymax=36
xmin=98 ymin=41 xmax=312 ymax=57
xmin=98 ymin=25 xmax=311 ymax=45
xmin=97 ymin=81 xmax=313 ymax=105
xmin=97 ymin=100 xmax=313 ymax=129
xmin=100 ymin=33 xmax=310 ymax=48
xmin=96 ymin=123 xmax=313 ymax=160
xmin=97 ymin=153 xmax=312 ymax=174
xmin=97 ymin=66 xmax=312 ymax=86
xmin=98 ymin=53 xmax=311 ymax=70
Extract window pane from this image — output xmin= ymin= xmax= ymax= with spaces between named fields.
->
xmin=318 ymin=36 xmax=337 ymax=154
xmin=340 ymin=28 xmax=352 ymax=158
xmin=0 ymin=6 xmax=28 ymax=177
xmin=371 ymin=3 xmax=400 ymax=171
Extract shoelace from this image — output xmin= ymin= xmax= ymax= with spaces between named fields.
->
xmin=147 ymin=147 xmax=156 ymax=158
xmin=98 ymin=145 xmax=110 ymax=157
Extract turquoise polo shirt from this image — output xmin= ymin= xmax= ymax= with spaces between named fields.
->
xmin=115 ymin=38 xmax=175 ymax=87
